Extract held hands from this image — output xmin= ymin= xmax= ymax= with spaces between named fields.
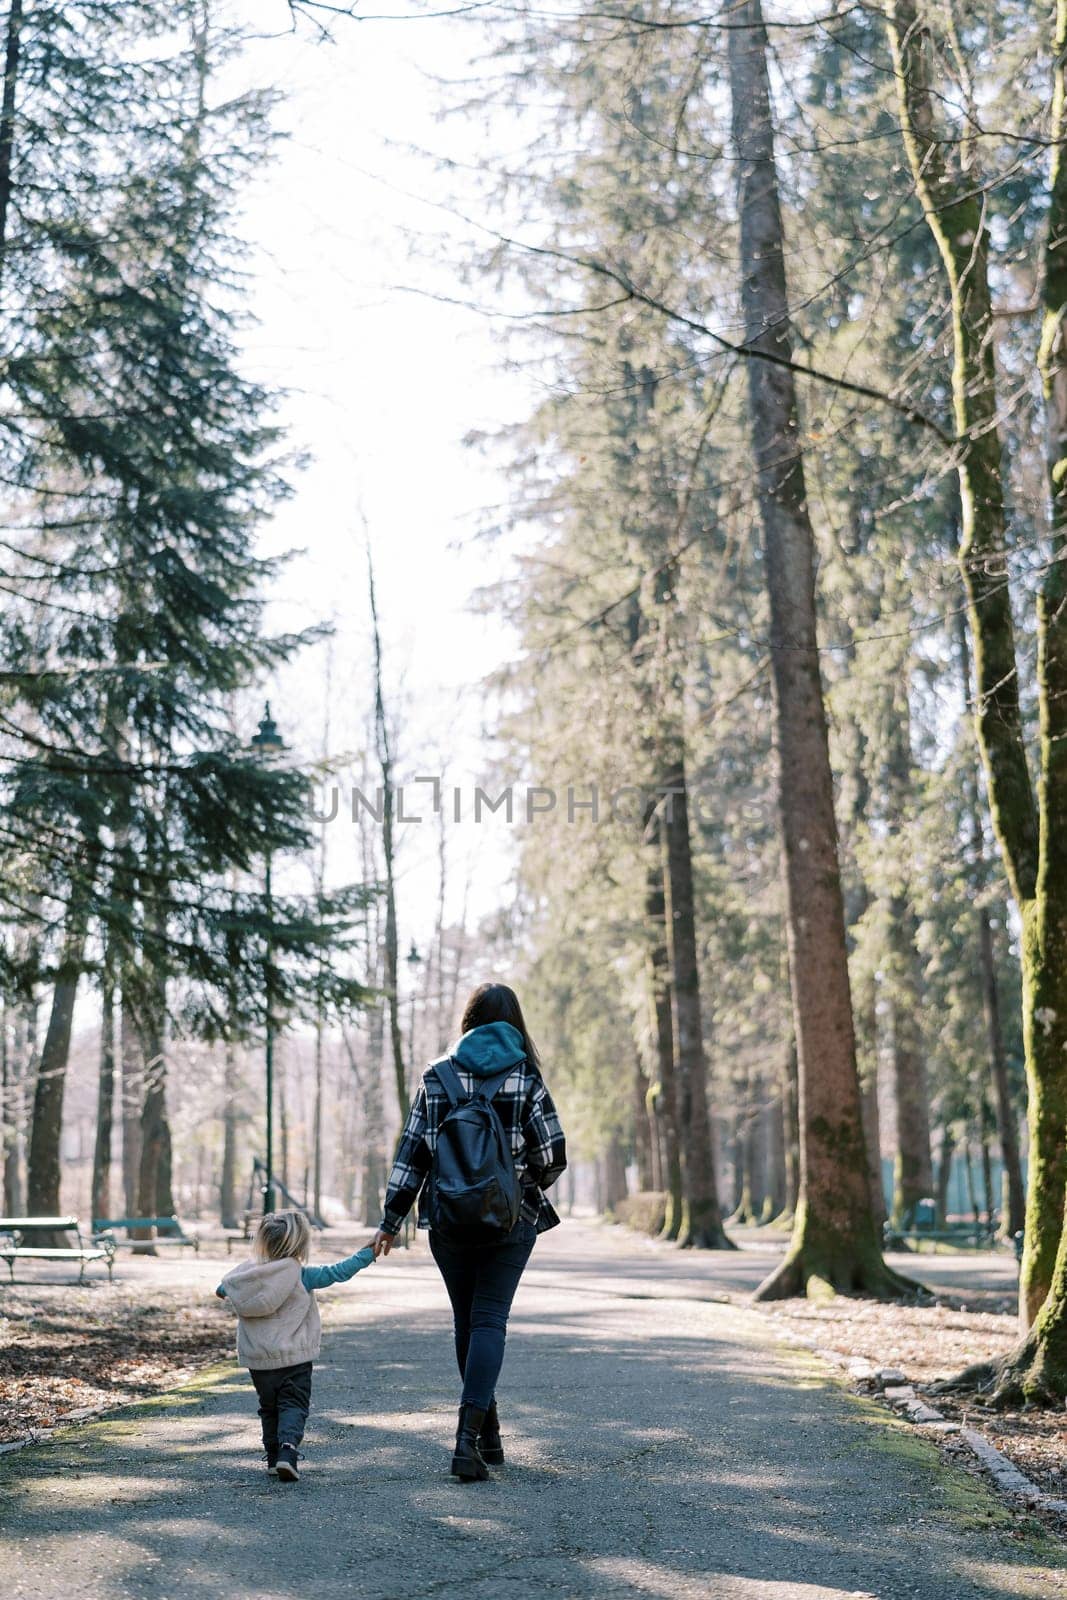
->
xmin=372 ymin=1230 xmax=394 ymax=1259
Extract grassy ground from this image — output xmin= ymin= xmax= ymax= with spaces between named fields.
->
xmin=0 ymin=1278 xmax=233 ymax=1442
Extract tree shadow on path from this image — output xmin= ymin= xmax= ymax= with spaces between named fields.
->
xmin=0 ymin=1263 xmax=1060 ymax=1600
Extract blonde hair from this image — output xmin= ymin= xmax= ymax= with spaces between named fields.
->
xmin=253 ymin=1210 xmax=312 ymax=1265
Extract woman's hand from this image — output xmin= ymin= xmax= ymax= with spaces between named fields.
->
xmin=372 ymin=1230 xmax=395 ymax=1258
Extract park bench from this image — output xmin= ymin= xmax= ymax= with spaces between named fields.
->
xmin=0 ymin=1215 xmax=115 ymax=1283
xmin=883 ymin=1220 xmax=997 ymax=1252
xmin=92 ymin=1215 xmax=200 ymax=1253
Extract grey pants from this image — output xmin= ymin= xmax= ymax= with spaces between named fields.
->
xmin=250 ymin=1360 xmax=313 ymax=1457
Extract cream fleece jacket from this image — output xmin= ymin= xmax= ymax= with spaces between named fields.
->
xmin=219 ymin=1257 xmax=322 ymax=1371
xmin=218 ymin=1247 xmax=375 ymax=1371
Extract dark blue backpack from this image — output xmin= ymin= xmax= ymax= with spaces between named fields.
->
xmin=425 ymin=1057 xmax=522 ymax=1242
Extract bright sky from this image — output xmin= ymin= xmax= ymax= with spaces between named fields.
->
xmin=232 ymin=3 xmax=539 ymax=951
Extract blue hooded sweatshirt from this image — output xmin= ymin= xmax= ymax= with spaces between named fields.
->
xmin=451 ymin=1020 xmax=527 ymax=1077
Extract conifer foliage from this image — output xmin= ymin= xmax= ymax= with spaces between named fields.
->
xmin=0 ymin=3 xmax=368 ymax=1234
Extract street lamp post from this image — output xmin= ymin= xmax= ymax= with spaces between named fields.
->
xmin=406 ymin=940 xmax=422 ymax=1080
xmin=250 ymin=701 xmax=286 ymax=1215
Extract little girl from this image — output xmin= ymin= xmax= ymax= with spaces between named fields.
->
xmin=217 ymin=1209 xmax=375 ymax=1481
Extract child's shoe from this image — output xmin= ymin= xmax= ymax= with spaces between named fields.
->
xmin=275 ymin=1444 xmax=300 ymax=1482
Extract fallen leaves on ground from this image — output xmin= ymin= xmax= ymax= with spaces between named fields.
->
xmin=0 ymin=1282 xmax=232 ymax=1443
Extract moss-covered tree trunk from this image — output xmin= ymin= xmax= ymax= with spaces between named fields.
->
xmin=888 ymin=0 xmax=1067 ymax=1356
xmin=727 ymin=0 xmax=906 ymax=1299
xmin=1006 ymin=0 xmax=1067 ymax=1393
xmin=660 ymin=755 xmax=732 ymax=1249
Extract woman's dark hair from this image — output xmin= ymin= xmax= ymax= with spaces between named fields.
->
xmin=460 ymin=982 xmax=540 ymax=1069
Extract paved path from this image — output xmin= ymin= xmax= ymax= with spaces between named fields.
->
xmin=0 ymin=1223 xmax=1060 ymax=1599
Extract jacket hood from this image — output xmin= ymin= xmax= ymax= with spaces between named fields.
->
xmin=452 ymin=1020 xmax=526 ymax=1076
xmin=221 ymin=1256 xmax=303 ymax=1318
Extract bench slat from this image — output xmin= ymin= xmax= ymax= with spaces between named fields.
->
xmin=0 ymin=1217 xmax=78 ymax=1229
xmin=0 ymin=1247 xmax=107 ymax=1260
xmin=93 ymin=1217 xmax=182 ymax=1230
xmin=105 ymin=1236 xmax=195 ymax=1247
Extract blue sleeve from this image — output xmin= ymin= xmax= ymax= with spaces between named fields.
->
xmin=301 ymin=1246 xmax=375 ymax=1292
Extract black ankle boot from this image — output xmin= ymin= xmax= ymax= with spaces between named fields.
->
xmin=451 ymin=1403 xmax=489 ymax=1481
xmin=478 ymin=1401 xmax=504 ymax=1466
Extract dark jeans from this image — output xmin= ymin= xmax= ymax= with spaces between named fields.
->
xmin=429 ymin=1218 xmax=537 ymax=1410
xmin=250 ymin=1360 xmax=313 ymax=1457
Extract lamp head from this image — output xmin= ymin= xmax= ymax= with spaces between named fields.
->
xmin=251 ymin=701 xmax=285 ymax=755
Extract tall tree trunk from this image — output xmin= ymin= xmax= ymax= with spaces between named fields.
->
xmin=347 ymin=1004 xmax=387 ymax=1228
xmin=889 ymin=0 xmax=1067 ymax=1392
xmin=935 ymin=1124 xmax=955 ymax=1230
xmin=888 ymin=931 xmax=933 ymax=1227
xmin=963 ymin=1139 xmax=981 ymax=1231
xmin=601 ymin=1132 xmax=628 ymax=1214
xmin=135 ymin=835 xmax=170 ymax=1247
xmin=644 ymin=810 xmax=683 ymax=1240
xmin=760 ymin=1091 xmax=786 ymax=1223
xmin=220 ymin=1040 xmax=240 ymax=1229
xmin=4 ymin=1003 xmax=31 ymax=1215
xmin=366 ymin=536 xmax=407 ymax=1126
xmin=632 ymin=1053 xmax=654 ymax=1192
xmin=277 ymin=1045 xmax=290 ymax=1192
xmin=979 ymin=1102 xmax=995 ymax=1233
xmin=955 ymin=611 xmax=1026 ymax=1240
xmin=156 ymin=1114 xmax=175 ymax=1219
xmin=120 ymin=993 xmax=142 ymax=1217
xmin=27 ymin=882 xmax=92 ymax=1238
xmin=859 ymin=1041 xmax=885 ymax=1231
xmin=1 ymin=1007 xmax=11 ymax=1214
xmin=312 ymin=999 xmax=325 ymax=1224
xmin=647 ymin=1081 xmax=663 ymax=1194
xmin=741 ymin=1078 xmax=767 ymax=1223
xmin=886 ymin=706 xmax=934 ymax=1228
xmin=728 ymin=1108 xmax=745 ymax=1217
xmin=976 ymin=907 xmax=1025 ymax=1238
xmin=728 ymin=0 xmax=906 ymax=1298
xmin=135 ymin=998 xmax=167 ymax=1249
xmin=780 ymin=1040 xmax=800 ymax=1221
xmin=90 ymin=959 xmax=116 ymax=1225
xmin=0 ymin=0 xmax=24 ymax=288
xmin=660 ymin=756 xmax=732 ymax=1249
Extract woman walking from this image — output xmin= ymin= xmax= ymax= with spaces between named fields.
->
xmin=373 ymin=981 xmax=567 ymax=1480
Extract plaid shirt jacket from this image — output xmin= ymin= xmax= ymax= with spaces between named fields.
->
xmin=379 ymin=1057 xmax=568 ymax=1237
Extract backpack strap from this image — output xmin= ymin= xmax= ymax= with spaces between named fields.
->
xmin=429 ymin=1056 xmax=466 ymax=1109
xmin=430 ymin=1059 xmax=515 ymax=1108
xmin=471 ymin=1065 xmax=516 ymax=1103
